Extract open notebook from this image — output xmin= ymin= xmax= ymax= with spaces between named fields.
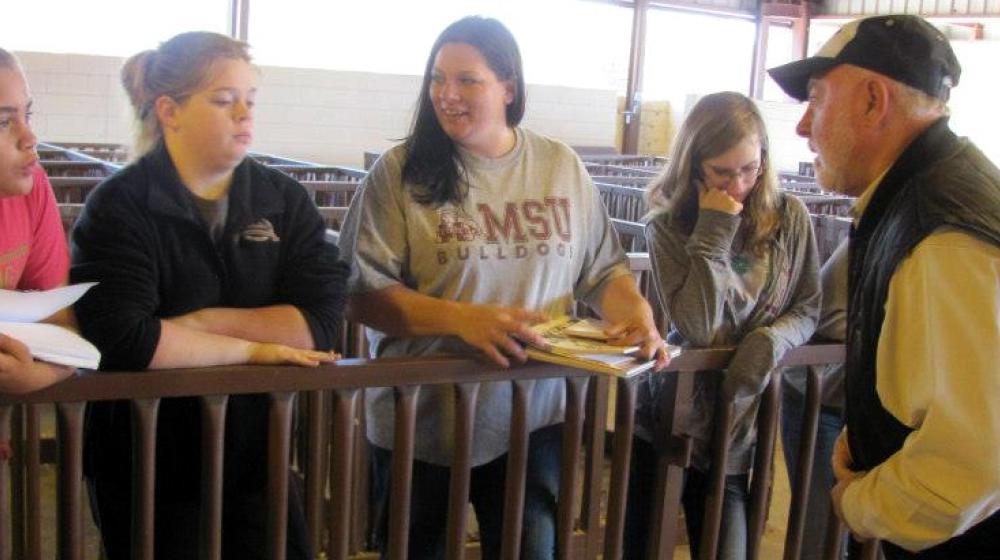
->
xmin=0 ymin=283 xmax=101 ymax=369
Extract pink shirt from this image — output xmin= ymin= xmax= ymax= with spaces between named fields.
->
xmin=0 ymin=166 xmax=69 ymax=290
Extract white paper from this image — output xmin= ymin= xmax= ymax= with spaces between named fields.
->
xmin=0 ymin=282 xmax=97 ymax=323
xmin=0 ymin=321 xmax=101 ymax=369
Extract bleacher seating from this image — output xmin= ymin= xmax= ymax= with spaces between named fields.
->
xmin=45 ymin=146 xmax=853 ymax=270
xmin=46 ymin=142 xmax=129 ymax=163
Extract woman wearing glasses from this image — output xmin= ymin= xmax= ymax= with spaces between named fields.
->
xmin=624 ymin=91 xmax=820 ymax=559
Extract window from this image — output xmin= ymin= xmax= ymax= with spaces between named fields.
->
xmin=249 ymin=0 xmax=632 ymax=90
xmin=949 ymin=41 xmax=1000 ymax=164
xmin=6 ymin=0 xmax=230 ymax=57
xmin=760 ymin=23 xmax=794 ymax=102
xmin=642 ymin=9 xmax=756 ymax=107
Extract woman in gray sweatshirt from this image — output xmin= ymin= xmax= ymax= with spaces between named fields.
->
xmin=625 ymin=91 xmax=821 ymax=559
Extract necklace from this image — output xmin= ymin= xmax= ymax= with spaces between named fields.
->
xmin=730 ymin=233 xmax=751 ymax=275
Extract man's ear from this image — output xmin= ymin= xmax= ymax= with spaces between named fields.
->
xmin=154 ymin=95 xmax=181 ymax=132
xmin=862 ymin=77 xmax=891 ymax=125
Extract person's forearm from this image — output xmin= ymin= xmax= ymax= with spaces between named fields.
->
xmin=149 ymin=320 xmax=257 ymax=369
xmin=168 ymin=305 xmax=314 ymax=349
xmin=595 ymin=274 xmax=649 ymax=324
xmin=347 ymin=285 xmax=464 ymax=337
xmin=0 ymin=359 xmax=74 ymax=394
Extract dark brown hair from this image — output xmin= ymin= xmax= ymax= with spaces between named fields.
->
xmin=402 ymin=16 xmax=526 ymax=206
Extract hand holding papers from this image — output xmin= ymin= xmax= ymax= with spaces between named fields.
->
xmin=524 ymin=317 xmax=680 ymax=378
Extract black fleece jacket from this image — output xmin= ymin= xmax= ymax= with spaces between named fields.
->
xmin=70 ymin=143 xmax=348 ymax=492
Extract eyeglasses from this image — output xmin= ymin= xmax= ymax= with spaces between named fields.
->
xmin=703 ymin=162 xmax=762 ymax=184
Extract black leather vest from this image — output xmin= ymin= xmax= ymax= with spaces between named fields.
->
xmin=845 ymin=118 xmax=1000 ymax=557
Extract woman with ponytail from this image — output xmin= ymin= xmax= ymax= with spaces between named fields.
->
xmin=71 ymin=32 xmax=348 ymax=559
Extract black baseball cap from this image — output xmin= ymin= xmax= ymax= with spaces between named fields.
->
xmin=768 ymin=15 xmax=961 ymax=102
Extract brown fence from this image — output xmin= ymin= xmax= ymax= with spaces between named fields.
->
xmin=0 ymin=342 xmax=860 ymax=560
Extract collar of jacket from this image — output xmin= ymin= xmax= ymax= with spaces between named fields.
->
xmin=143 ymin=142 xmax=285 ymax=230
xmin=855 ymin=117 xmax=958 ymax=237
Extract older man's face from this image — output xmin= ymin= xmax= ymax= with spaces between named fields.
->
xmin=795 ymin=66 xmax=870 ymax=197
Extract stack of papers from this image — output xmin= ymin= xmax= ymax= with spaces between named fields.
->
xmin=0 ymin=283 xmax=101 ymax=369
xmin=525 ymin=316 xmax=680 ymax=378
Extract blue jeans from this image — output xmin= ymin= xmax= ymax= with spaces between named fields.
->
xmin=780 ymin=385 xmax=845 ymax=560
xmin=624 ymin=437 xmax=749 ymax=560
xmin=682 ymin=467 xmax=750 ymax=560
xmin=370 ymin=423 xmax=562 ymax=560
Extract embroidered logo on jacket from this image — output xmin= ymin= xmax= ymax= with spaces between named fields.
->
xmin=240 ymin=219 xmax=280 ymax=242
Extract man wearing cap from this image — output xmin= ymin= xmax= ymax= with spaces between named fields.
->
xmin=769 ymin=14 xmax=1000 ymax=559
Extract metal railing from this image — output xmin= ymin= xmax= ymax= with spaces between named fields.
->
xmin=0 ymin=342 xmax=856 ymax=560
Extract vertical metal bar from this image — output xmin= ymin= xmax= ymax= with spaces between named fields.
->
xmin=748 ymin=378 xmax=780 ymax=557
xmin=237 ymin=0 xmax=251 ymax=41
xmin=699 ymin=400 xmax=734 ymax=560
xmin=557 ymin=377 xmax=589 ymax=560
xmin=0 ymin=405 xmax=13 ymax=560
xmin=445 ymin=383 xmax=481 ymax=560
xmin=648 ymin=454 xmax=683 ymax=560
xmin=822 ymin=506 xmax=846 ymax=560
xmin=500 ymin=379 xmax=536 ymax=560
xmin=622 ymin=0 xmax=649 ymax=154
xmin=860 ymin=539 xmax=880 ymax=560
xmin=750 ymin=13 xmax=769 ymax=99
xmin=24 ymin=404 xmax=40 ymax=560
xmin=581 ymin=376 xmax=608 ymax=560
xmin=56 ymin=402 xmax=86 ymax=560
xmin=349 ymin=390 xmax=368 ymax=554
xmin=783 ymin=371 xmax=822 ymax=560
xmin=10 ymin=406 xmax=23 ymax=560
xmin=228 ymin=0 xmax=238 ymax=37
xmin=199 ymin=395 xmax=228 ymax=560
xmin=604 ymin=377 xmax=638 ymax=560
xmin=648 ymin=370 xmax=695 ymax=560
xmin=388 ymin=386 xmax=420 ymax=560
xmin=267 ymin=392 xmax=296 ymax=560
xmin=131 ymin=398 xmax=161 ymax=560
xmin=328 ymin=389 xmax=359 ymax=560
xmin=304 ymin=390 xmax=327 ymax=554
